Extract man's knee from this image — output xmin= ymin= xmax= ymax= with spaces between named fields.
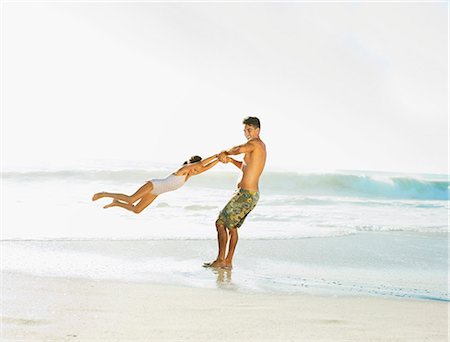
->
xmin=215 ymin=220 xmax=226 ymax=232
xmin=229 ymin=227 xmax=238 ymax=235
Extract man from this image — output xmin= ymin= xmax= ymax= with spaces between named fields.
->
xmin=204 ymin=116 xmax=266 ymax=269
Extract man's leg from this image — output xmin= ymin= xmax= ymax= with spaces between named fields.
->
xmin=216 ymin=221 xmax=229 ymax=262
xmin=204 ymin=190 xmax=259 ymax=269
xmin=224 ymin=228 xmax=238 ymax=268
xmin=203 ymin=221 xmax=229 ymax=268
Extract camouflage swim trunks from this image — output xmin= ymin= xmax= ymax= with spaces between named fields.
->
xmin=217 ymin=189 xmax=260 ymax=229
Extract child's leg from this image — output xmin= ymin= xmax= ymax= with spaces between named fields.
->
xmin=93 ymin=182 xmax=154 ymax=204
xmin=103 ymin=193 xmax=158 ymax=214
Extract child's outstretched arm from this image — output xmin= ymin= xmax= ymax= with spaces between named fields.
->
xmin=179 ymin=154 xmax=219 ymax=177
xmin=195 ymin=155 xmax=220 ymax=175
xmin=200 ymin=154 xmax=218 ymax=166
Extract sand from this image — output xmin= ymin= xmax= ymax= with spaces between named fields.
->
xmin=1 ymin=272 xmax=448 ymax=341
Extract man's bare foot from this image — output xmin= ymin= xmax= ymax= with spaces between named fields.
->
xmin=203 ymin=259 xmax=221 ymax=267
xmin=203 ymin=260 xmax=232 ymax=269
xmin=223 ymin=261 xmax=233 ymax=269
xmin=92 ymin=192 xmax=106 ymax=201
xmin=103 ymin=199 xmax=119 ymax=209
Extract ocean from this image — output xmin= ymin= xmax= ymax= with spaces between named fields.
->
xmin=1 ymin=167 xmax=448 ymax=302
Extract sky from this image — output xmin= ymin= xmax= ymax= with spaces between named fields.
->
xmin=1 ymin=1 xmax=448 ymax=174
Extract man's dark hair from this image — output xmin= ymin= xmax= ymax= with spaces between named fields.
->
xmin=183 ymin=155 xmax=202 ymax=165
xmin=243 ymin=116 xmax=261 ymax=129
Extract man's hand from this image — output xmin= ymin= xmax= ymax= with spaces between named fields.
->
xmin=218 ymin=151 xmax=228 ymax=163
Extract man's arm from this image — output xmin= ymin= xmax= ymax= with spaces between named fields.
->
xmin=223 ymin=140 xmax=256 ymax=156
xmin=227 ymin=157 xmax=243 ymax=170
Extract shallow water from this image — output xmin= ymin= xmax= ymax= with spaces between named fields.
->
xmin=1 ymin=169 xmax=448 ymax=301
xmin=2 ymin=232 xmax=448 ymax=302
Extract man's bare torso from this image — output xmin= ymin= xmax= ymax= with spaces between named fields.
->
xmin=238 ymin=138 xmax=266 ymax=191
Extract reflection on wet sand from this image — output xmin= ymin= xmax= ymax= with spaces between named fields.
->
xmin=210 ymin=267 xmax=235 ymax=290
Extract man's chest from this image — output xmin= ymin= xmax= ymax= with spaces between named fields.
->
xmin=243 ymin=152 xmax=251 ymax=165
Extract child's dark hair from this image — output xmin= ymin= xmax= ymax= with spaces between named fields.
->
xmin=183 ymin=155 xmax=202 ymax=165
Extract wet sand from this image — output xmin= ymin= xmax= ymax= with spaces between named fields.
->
xmin=2 ymin=272 xmax=448 ymax=341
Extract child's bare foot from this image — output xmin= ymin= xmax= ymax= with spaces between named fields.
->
xmin=92 ymin=192 xmax=106 ymax=201
xmin=103 ymin=199 xmax=119 ymax=209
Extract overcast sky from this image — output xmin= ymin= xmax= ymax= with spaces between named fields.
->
xmin=2 ymin=1 xmax=448 ymax=174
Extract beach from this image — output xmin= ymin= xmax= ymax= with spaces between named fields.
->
xmin=2 ymin=271 xmax=448 ymax=341
xmin=1 ymin=168 xmax=449 ymax=340
xmin=2 ymin=1 xmax=448 ymax=339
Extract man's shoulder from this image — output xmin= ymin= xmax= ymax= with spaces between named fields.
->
xmin=249 ymin=138 xmax=265 ymax=148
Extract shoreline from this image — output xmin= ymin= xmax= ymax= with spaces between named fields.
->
xmin=2 ymin=271 xmax=449 ymax=341
xmin=2 ymin=234 xmax=447 ymax=303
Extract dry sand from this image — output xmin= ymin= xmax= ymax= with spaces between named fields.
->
xmin=1 ymin=272 xmax=448 ymax=341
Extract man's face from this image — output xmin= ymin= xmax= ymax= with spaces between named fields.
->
xmin=243 ymin=124 xmax=259 ymax=140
